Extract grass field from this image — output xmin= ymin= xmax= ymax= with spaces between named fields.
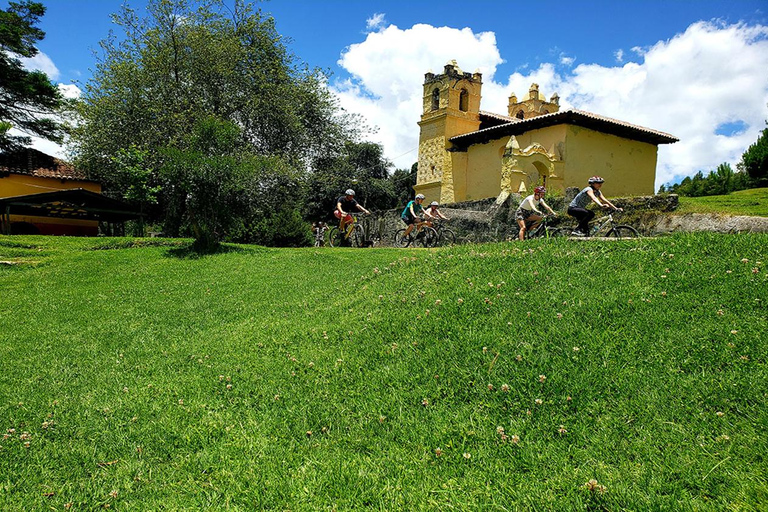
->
xmin=676 ymin=187 xmax=768 ymax=217
xmin=1 ymin=234 xmax=766 ymax=510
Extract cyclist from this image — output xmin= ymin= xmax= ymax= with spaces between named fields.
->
xmin=567 ymin=176 xmax=623 ymax=236
xmin=516 ymin=186 xmax=557 ymax=240
xmin=425 ymin=201 xmax=450 ymax=226
xmin=334 ymin=189 xmax=370 ymax=237
xmin=400 ymin=193 xmax=427 ymax=239
xmin=312 ymin=221 xmax=327 ymax=247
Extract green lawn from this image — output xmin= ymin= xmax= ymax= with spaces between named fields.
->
xmin=1 ymin=234 xmax=766 ymax=509
xmin=676 ymin=187 xmax=768 ymax=217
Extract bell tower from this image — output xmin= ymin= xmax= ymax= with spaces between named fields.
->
xmin=416 ymin=60 xmax=482 ymax=204
xmin=507 ymin=83 xmax=560 ymax=120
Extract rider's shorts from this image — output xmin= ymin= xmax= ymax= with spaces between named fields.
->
xmin=401 ymin=214 xmax=417 ymax=225
xmin=334 ymin=210 xmax=353 ymax=223
xmin=515 ymin=208 xmax=535 ymax=222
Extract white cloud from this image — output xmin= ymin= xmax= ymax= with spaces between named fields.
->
xmin=333 ymin=23 xmax=502 ymax=168
xmin=18 ymin=51 xmax=60 ymax=80
xmin=13 ymin=84 xmax=82 ymax=160
xmin=366 ymin=13 xmax=386 ymax=32
xmin=614 ymin=49 xmax=624 ymax=62
xmin=332 ymin=19 xmax=768 ymax=188
xmin=564 ymin=21 xmax=768 ymax=186
xmin=58 ymin=83 xmax=82 ymax=99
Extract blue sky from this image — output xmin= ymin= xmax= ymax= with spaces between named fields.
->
xmin=8 ymin=0 xmax=768 ymax=188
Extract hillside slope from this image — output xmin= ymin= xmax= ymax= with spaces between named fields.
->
xmin=0 ymin=234 xmax=766 ymax=509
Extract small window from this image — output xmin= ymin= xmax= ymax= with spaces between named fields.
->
xmin=516 ymin=110 xmax=525 ymax=120
xmin=459 ymin=89 xmax=469 ymax=112
xmin=431 ymin=88 xmax=440 ymax=110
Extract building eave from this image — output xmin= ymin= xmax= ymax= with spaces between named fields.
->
xmin=450 ymin=109 xmax=679 ymax=150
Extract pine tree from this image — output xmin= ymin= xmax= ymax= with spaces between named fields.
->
xmin=0 ymin=1 xmax=63 ymax=151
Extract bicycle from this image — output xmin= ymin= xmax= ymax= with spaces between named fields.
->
xmin=394 ymin=220 xmax=438 ymax=248
xmin=554 ymin=210 xmax=640 ymax=238
xmin=428 ymin=219 xmax=456 ymax=246
xmin=523 ymin=215 xmax=563 ymax=239
xmin=327 ymin=213 xmax=368 ymax=247
xmin=357 ymin=214 xmax=384 ymax=247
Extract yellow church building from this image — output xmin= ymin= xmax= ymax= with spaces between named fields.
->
xmin=416 ymin=61 xmax=678 ymax=204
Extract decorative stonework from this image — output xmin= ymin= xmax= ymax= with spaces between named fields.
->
xmin=500 ymin=136 xmax=558 ymax=194
xmin=507 ymin=83 xmax=560 ymax=120
xmin=417 ymin=137 xmax=446 ymax=183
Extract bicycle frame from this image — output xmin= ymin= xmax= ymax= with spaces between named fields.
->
xmin=357 ymin=215 xmax=382 ymax=246
xmin=589 ymin=213 xmax=617 ymax=236
xmin=525 ymin=215 xmax=556 ymax=238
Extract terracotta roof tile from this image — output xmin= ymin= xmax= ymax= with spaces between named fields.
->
xmin=0 ymin=148 xmax=93 ymax=182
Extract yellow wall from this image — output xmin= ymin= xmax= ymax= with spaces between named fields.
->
xmin=510 ymin=125 xmax=568 ymax=160
xmin=1 ymin=173 xmax=101 ymax=197
xmin=459 ymin=125 xmax=568 ymax=200
xmin=462 ymin=140 xmax=504 ymax=200
xmin=0 ymin=174 xmax=101 ymax=233
xmin=439 ymin=124 xmax=658 ymax=202
xmin=413 ymin=182 xmax=442 ymax=204
xmin=563 ymin=126 xmax=657 ymax=196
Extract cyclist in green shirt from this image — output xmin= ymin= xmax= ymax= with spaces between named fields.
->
xmin=400 ymin=194 xmax=427 ymax=239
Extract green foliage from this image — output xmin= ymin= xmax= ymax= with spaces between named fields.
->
xmin=740 ymin=125 xmax=768 ymax=186
xmin=676 ymin=187 xmax=768 ymax=217
xmin=665 ymin=123 xmax=768 ymax=197
xmin=71 ymin=0 xmax=357 ymax=175
xmin=243 ymin=208 xmax=312 ymax=247
xmin=391 ymin=162 xmax=418 ymax=207
xmin=305 ymin=141 xmax=397 ymax=220
xmin=69 ymin=0 xmax=360 ymax=245
xmin=158 ymin=117 xmax=309 ymax=249
xmin=0 ymin=233 xmax=766 ymax=509
xmin=666 ymin=164 xmax=752 ymax=197
xmin=0 ymin=0 xmax=63 ymax=150
xmin=110 ymin=146 xmax=161 ymax=205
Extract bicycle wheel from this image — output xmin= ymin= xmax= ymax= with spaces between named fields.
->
xmin=439 ymin=228 xmax=456 ymax=246
xmin=326 ymin=227 xmax=341 ymax=247
xmin=394 ymin=229 xmax=412 ymax=247
xmin=525 ymin=223 xmax=543 ymax=239
xmin=606 ymin=225 xmax=640 ymax=238
xmin=415 ymin=227 xmax=438 ymax=247
xmin=350 ymin=224 xmax=366 ymax=247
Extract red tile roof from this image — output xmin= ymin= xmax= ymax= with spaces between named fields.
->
xmin=0 ymin=148 xmax=93 ymax=182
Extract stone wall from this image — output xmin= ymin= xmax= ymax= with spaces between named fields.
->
xmin=366 ymin=193 xmax=768 ymax=246
xmin=642 ymin=213 xmax=768 ymax=234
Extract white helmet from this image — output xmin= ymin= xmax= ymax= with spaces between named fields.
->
xmin=345 ymin=189 xmax=355 ymax=196
xmin=429 ymin=201 xmax=439 ymax=207
xmin=415 ymin=194 xmax=425 ymax=199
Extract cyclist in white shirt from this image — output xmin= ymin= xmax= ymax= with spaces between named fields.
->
xmin=515 ymin=186 xmax=556 ymax=240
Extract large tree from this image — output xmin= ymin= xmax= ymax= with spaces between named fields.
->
xmin=0 ymin=1 xmax=63 ymax=151
xmin=70 ymin=0 xmax=359 ymax=245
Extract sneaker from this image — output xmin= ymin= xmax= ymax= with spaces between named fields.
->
xmin=570 ymin=230 xmax=586 ymax=237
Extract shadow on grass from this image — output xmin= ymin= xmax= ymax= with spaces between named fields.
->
xmin=164 ymin=242 xmax=267 ymax=259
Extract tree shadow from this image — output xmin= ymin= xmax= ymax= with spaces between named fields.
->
xmin=164 ymin=242 xmax=266 ymax=259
